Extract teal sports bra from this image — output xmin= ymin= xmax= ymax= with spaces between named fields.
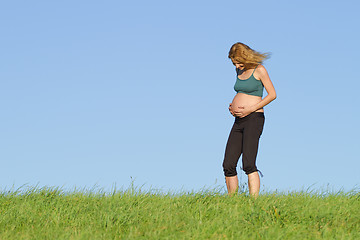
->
xmin=234 ymin=65 xmax=264 ymax=97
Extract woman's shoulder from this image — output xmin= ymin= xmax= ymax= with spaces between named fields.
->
xmin=255 ymin=64 xmax=268 ymax=74
xmin=253 ymin=64 xmax=269 ymax=80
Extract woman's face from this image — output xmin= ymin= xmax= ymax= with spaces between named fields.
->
xmin=231 ymin=60 xmax=245 ymax=70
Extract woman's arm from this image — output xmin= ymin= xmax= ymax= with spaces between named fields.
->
xmin=250 ymin=65 xmax=277 ymax=112
xmin=233 ymin=65 xmax=276 ymax=117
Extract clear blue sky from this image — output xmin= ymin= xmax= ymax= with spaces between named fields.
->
xmin=1 ymin=0 xmax=359 ymax=193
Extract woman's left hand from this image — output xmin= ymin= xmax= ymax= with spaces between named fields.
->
xmin=233 ymin=106 xmax=254 ymax=118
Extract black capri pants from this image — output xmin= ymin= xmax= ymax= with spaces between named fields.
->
xmin=223 ymin=112 xmax=265 ymax=177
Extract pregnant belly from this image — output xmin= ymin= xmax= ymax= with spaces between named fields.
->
xmin=231 ymin=93 xmax=264 ymax=113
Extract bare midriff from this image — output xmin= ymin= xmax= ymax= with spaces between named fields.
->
xmin=231 ymin=92 xmax=264 ymax=116
xmin=231 ymin=67 xmax=264 ymax=117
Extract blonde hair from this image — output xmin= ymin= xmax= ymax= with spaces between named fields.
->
xmin=228 ymin=42 xmax=270 ymax=69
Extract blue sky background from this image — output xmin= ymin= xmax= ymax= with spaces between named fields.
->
xmin=1 ymin=0 xmax=359 ymax=193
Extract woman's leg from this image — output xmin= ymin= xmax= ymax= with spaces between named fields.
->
xmin=225 ymin=175 xmax=239 ymax=195
xmin=248 ymin=171 xmax=260 ymax=198
xmin=223 ymin=122 xmax=243 ymax=195
xmin=242 ymin=113 xmax=265 ymax=198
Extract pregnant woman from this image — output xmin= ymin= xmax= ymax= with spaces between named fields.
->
xmin=223 ymin=42 xmax=277 ymax=197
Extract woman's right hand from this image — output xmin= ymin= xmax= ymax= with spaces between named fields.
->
xmin=229 ymin=103 xmax=234 ymax=116
xmin=229 ymin=103 xmax=245 ymax=117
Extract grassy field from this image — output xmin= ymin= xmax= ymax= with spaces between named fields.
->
xmin=0 ymin=185 xmax=359 ymax=239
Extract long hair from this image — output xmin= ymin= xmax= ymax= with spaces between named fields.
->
xmin=228 ymin=42 xmax=270 ymax=69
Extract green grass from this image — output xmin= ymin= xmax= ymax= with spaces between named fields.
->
xmin=0 ymin=185 xmax=359 ymax=239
